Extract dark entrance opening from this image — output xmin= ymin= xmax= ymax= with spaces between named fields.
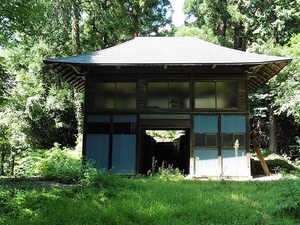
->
xmin=139 ymin=129 xmax=190 ymax=174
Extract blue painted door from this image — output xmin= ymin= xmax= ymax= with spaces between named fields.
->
xmin=194 ymin=115 xmax=219 ymax=176
xmin=112 ymin=115 xmax=137 ymax=175
xmin=112 ymin=134 xmax=136 ymax=174
xmin=86 ymin=134 xmax=109 ymax=169
xmin=85 ymin=115 xmax=110 ymax=169
xmin=221 ymin=115 xmax=249 ymax=177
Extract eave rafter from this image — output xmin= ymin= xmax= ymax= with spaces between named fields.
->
xmin=247 ymin=61 xmax=289 ymax=92
xmin=46 ymin=63 xmax=86 ymax=92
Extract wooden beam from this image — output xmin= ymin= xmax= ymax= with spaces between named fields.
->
xmin=250 ymin=120 xmax=270 ymax=176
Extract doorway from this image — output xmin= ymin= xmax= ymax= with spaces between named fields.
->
xmin=139 ymin=129 xmax=190 ymax=174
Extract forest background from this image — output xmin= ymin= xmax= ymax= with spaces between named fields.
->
xmin=0 ymin=0 xmax=300 ymax=176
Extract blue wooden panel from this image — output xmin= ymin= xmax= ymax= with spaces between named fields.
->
xmin=194 ymin=115 xmax=218 ymax=133
xmin=194 ymin=149 xmax=219 ymax=176
xmin=221 ymin=115 xmax=246 ymax=133
xmin=113 ymin=115 xmax=137 ymax=123
xmin=221 ymin=150 xmax=250 ymax=177
xmin=87 ymin=115 xmax=110 ymax=123
xmin=86 ymin=134 xmax=109 ymax=169
xmin=112 ymin=134 xmax=136 ymax=175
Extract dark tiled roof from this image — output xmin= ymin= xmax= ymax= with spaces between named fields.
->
xmin=44 ymin=37 xmax=291 ymax=92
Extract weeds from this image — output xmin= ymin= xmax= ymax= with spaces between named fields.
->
xmin=275 ymin=170 xmax=300 ymax=219
xmin=147 ymin=157 xmax=184 ymax=181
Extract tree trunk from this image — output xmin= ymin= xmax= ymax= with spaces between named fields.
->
xmin=102 ymin=0 xmax=109 ymax=47
xmin=0 ymin=151 xmax=5 ymax=175
xmin=217 ymin=19 xmax=227 ymax=37
xmin=234 ymin=24 xmax=243 ymax=50
xmin=269 ymin=108 xmax=278 ymax=154
xmin=11 ymin=153 xmax=15 ymax=176
xmin=131 ymin=7 xmax=139 ymax=38
xmin=71 ymin=1 xmax=81 ymax=54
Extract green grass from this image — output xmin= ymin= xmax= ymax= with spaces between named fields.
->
xmin=1 ymin=148 xmax=299 ymax=225
xmin=1 ymin=176 xmax=299 ymax=225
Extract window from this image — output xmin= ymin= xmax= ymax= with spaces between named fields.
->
xmin=195 ymin=81 xmax=238 ymax=109
xmin=87 ymin=123 xmax=110 ymax=134
xmin=147 ymin=82 xmax=190 ymax=109
xmin=194 ymin=82 xmax=215 ymax=108
xmin=114 ymin=123 xmax=136 ymax=134
xmin=194 ymin=133 xmax=217 ymax=147
xmin=148 ymin=82 xmax=168 ymax=108
xmin=95 ymin=82 xmax=136 ymax=109
xmin=169 ymin=82 xmax=190 ymax=108
xmin=116 ymin=83 xmax=136 ymax=109
xmin=216 ymin=82 xmax=238 ymax=108
xmin=222 ymin=133 xmax=245 ymax=148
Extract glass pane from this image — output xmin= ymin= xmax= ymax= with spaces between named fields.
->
xmin=223 ymin=134 xmax=233 ymax=147
xmin=233 ymin=134 xmax=245 ymax=147
xmin=195 ymin=82 xmax=215 ymax=108
xmin=206 ymin=134 xmax=217 ymax=147
xmin=148 ymin=82 xmax=168 ymax=108
xmin=169 ymin=82 xmax=190 ymax=109
xmin=194 ymin=133 xmax=205 ymax=146
xmin=116 ymin=83 xmax=136 ymax=109
xmin=95 ymin=83 xmax=115 ymax=109
xmin=216 ymin=82 xmax=237 ymax=108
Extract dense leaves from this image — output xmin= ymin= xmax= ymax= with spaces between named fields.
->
xmin=0 ymin=0 xmax=172 ymax=175
xmin=237 ymin=0 xmax=300 ymax=46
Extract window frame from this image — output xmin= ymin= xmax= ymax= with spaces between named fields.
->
xmin=194 ymin=133 xmax=218 ymax=148
xmin=194 ymin=80 xmax=238 ymax=110
xmin=221 ymin=133 xmax=245 ymax=149
xmin=147 ymin=81 xmax=191 ymax=110
xmin=94 ymin=82 xmax=137 ymax=110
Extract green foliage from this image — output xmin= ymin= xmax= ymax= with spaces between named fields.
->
xmin=248 ymin=34 xmax=300 ymax=155
xmin=1 ymin=177 xmax=300 ymax=224
xmin=0 ymin=0 xmax=172 ymax=160
xmin=271 ymin=34 xmax=300 ymax=122
xmin=147 ymin=157 xmax=184 ymax=181
xmin=237 ymin=0 xmax=300 ymax=46
xmin=0 ymin=40 xmax=79 ymax=151
xmin=154 ymin=164 xmax=184 ymax=181
xmin=183 ymin=0 xmax=242 ymax=48
xmin=38 ymin=144 xmax=84 ymax=183
xmin=0 ymin=0 xmax=47 ymax=46
xmin=275 ymin=171 xmax=300 ymax=219
xmin=184 ymin=0 xmax=300 ymax=49
xmin=145 ymin=130 xmax=184 ymax=142
xmin=175 ymin=26 xmax=231 ymax=47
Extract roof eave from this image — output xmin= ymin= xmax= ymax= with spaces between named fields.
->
xmin=44 ymin=58 xmax=292 ymax=93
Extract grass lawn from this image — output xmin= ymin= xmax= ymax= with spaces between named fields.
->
xmin=1 ymin=176 xmax=299 ymax=225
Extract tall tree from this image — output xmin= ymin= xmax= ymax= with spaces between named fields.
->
xmin=249 ymin=35 xmax=300 ymax=154
xmin=183 ymin=0 xmax=235 ymax=47
xmin=0 ymin=0 xmax=173 ymax=175
xmin=184 ymin=0 xmax=300 ymax=49
xmin=237 ymin=0 xmax=300 ymax=46
xmin=71 ymin=0 xmax=81 ymax=54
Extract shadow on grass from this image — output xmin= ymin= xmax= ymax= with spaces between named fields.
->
xmin=251 ymin=158 xmax=297 ymax=176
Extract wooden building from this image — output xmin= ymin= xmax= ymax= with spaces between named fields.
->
xmin=44 ymin=37 xmax=291 ymax=178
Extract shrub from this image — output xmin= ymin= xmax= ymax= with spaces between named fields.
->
xmin=38 ymin=144 xmax=84 ymax=183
